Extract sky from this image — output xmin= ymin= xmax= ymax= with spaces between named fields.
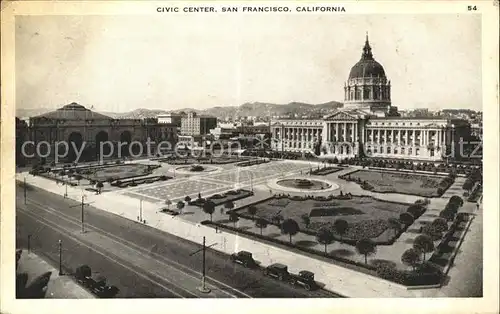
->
xmin=15 ymin=14 xmax=482 ymax=112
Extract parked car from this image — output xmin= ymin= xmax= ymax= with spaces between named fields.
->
xmin=263 ymin=263 xmax=290 ymax=281
xmin=230 ymin=251 xmax=256 ymax=268
xmin=289 ymin=270 xmax=318 ymax=291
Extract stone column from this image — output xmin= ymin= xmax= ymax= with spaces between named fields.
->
xmin=336 ymin=123 xmax=339 ymax=142
xmin=397 ymin=129 xmax=401 ymax=146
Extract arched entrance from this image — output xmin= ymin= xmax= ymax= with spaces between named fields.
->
xmin=68 ymin=132 xmax=83 ymax=162
xmin=119 ymin=131 xmax=132 ymax=157
xmin=95 ymin=131 xmax=110 ymax=159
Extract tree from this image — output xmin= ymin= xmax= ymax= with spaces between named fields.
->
xmin=387 ymin=218 xmax=401 ymax=237
xmin=301 ymin=214 xmax=311 ymax=229
xmin=333 ymin=219 xmax=349 ymax=240
xmin=176 ymin=201 xmax=185 ymax=213
xmin=228 ymin=212 xmax=239 ymax=227
xmin=449 ymin=195 xmax=464 ymax=207
xmin=413 ymin=234 xmax=435 ymax=260
xmin=399 ymin=212 xmax=414 ymax=226
xmin=184 ymin=195 xmax=192 ymax=203
xmin=198 ymin=192 xmax=202 ymax=199
xmin=316 ymin=227 xmax=334 ymax=255
xmin=96 ymin=181 xmax=104 ymax=194
xmin=401 ymin=248 xmax=422 ymax=271
xmin=355 ymin=238 xmax=377 ymax=264
xmin=247 ymin=205 xmax=258 ymax=219
xmin=203 ymin=200 xmax=216 ymax=221
xmin=255 ymin=218 xmax=268 ymax=235
xmin=431 ymin=218 xmax=448 ymax=233
xmin=281 ymin=219 xmax=300 ymax=243
xmin=224 ymin=200 xmax=235 ymax=213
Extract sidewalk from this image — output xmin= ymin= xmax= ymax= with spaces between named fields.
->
xmin=17 ymin=250 xmax=94 ymax=299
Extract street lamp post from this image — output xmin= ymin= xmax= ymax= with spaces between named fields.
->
xmin=58 ymin=239 xmax=62 ymax=275
xmin=139 ymin=199 xmax=143 ymax=222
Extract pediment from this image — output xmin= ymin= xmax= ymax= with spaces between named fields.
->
xmin=324 ymin=111 xmax=359 ymax=121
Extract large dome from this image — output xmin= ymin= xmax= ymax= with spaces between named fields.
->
xmin=348 ymin=35 xmax=386 ymax=79
xmin=349 ymin=59 xmax=386 ymax=79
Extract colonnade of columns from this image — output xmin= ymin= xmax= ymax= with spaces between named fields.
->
xmin=271 ymin=126 xmax=323 ymax=150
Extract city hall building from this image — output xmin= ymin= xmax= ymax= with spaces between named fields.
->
xmin=270 ymin=36 xmax=471 ymax=161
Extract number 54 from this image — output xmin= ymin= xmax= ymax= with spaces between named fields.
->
xmin=468 ymin=5 xmax=477 ymax=11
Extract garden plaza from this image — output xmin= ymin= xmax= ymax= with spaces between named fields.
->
xmin=21 ymin=154 xmax=482 ymax=297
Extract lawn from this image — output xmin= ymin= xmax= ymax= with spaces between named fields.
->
xmin=342 ymin=170 xmax=448 ymax=197
xmin=234 ymin=195 xmax=409 ymax=242
xmin=85 ymin=164 xmax=151 ymax=181
xmin=310 ymin=166 xmax=343 ymax=176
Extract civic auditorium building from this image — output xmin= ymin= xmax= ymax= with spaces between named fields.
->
xmin=270 ymin=36 xmax=471 ymax=161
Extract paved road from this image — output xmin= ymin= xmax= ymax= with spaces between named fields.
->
xmin=16 ymin=186 xmax=341 ymax=298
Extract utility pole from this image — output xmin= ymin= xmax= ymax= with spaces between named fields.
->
xmin=69 ymin=194 xmax=92 ymax=233
xmin=64 ymin=176 xmax=68 ymax=199
xmin=24 ymin=177 xmax=27 ymax=204
xmin=189 ymin=236 xmax=217 ymax=294
xmin=27 ymin=234 xmax=32 ymax=253
xmin=58 ymin=239 xmax=62 ymax=275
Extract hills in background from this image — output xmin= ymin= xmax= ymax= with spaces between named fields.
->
xmin=16 ymin=100 xmax=344 ymax=119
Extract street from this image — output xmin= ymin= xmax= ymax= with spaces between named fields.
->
xmin=16 ymin=186 xmax=341 ymax=298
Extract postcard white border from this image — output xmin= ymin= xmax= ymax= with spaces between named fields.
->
xmin=1 ymin=1 xmax=498 ymax=314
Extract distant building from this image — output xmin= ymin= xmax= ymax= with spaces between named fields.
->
xmin=471 ymin=123 xmax=482 ymax=139
xmin=180 ymin=111 xmax=217 ymax=136
xmin=24 ymin=102 xmax=160 ymax=161
xmin=157 ymin=113 xmax=183 ymax=126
